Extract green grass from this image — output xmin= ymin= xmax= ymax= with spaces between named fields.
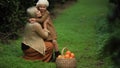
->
xmin=0 ymin=0 xmax=113 ymax=68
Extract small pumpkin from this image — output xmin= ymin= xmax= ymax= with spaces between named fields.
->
xmin=70 ymin=53 xmax=75 ymax=58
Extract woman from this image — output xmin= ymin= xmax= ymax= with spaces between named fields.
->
xmin=21 ymin=6 xmax=54 ymax=62
xmin=29 ymin=0 xmax=61 ymax=61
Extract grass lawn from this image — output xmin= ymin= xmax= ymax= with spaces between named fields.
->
xmin=0 ymin=0 xmax=113 ymax=68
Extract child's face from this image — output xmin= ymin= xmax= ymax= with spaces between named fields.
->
xmin=38 ymin=4 xmax=47 ymax=12
xmin=36 ymin=10 xmax=41 ymax=17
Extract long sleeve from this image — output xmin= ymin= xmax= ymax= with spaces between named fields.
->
xmin=33 ymin=23 xmax=48 ymax=39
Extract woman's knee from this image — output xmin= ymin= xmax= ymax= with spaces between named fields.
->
xmin=45 ymin=42 xmax=54 ymax=50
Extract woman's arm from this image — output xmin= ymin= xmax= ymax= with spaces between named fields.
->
xmin=33 ymin=23 xmax=48 ymax=39
xmin=43 ymin=17 xmax=50 ymax=32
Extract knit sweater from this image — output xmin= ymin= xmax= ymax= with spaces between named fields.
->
xmin=22 ymin=22 xmax=48 ymax=55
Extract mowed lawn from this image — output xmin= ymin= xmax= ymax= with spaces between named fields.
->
xmin=0 ymin=0 xmax=111 ymax=68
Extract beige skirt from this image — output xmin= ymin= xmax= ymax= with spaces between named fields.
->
xmin=22 ymin=41 xmax=54 ymax=62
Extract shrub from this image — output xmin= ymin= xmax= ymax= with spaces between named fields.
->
xmin=0 ymin=0 xmax=34 ymax=43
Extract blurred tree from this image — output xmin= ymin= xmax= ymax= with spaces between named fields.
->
xmin=108 ymin=0 xmax=120 ymax=23
xmin=0 ymin=0 xmax=34 ymax=43
xmin=101 ymin=0 xmax=120 ymax=67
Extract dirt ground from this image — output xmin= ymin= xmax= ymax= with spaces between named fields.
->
xmin=50 ymin=0 xmax=77 ymax=19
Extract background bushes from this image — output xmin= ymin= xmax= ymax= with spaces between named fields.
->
xmin=0 ymin=0 xmax=35 ymax=43
xmin=98 ymin=0 xmax=120 ymax=67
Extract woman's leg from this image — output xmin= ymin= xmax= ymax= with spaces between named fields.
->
xmin=21 ymin=42 xmax=54 ymax=62
xmin=21 ymin=43 xmax=44 ymax=61
xmin=42 ymin=41 xmax=54 ymax=62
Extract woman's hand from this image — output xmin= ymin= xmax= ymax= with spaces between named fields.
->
xmin=29 ymin=18 xmax=36 ymax=23
xmin=43 ymin=28 xmax=50 ymax=33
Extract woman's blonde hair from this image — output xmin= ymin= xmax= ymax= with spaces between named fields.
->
xmin=27 ymin=6 xmax=38 ymax=18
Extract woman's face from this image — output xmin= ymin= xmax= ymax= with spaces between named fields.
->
xmin=36 ymin=10 xmax=41 ymax=17
xmin=38 ymin=4 xmax=47 ymax=12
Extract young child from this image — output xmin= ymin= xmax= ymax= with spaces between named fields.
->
xmin=29 ymin=0 xmax=61 ymax=61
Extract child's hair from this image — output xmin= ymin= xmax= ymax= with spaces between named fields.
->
xmin=27 ymin=6 xmax=38 ymax=18
xmin=36 ymin=0 xmax=49 ymax=8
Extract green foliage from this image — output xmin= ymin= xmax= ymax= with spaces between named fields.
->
xmin=97 ymin=0 xmax=120 ymax=67
xmin=0 ymin=0 xmax=34 ymax=42
xmin=0 ymin=0 xmax=22 ymax=32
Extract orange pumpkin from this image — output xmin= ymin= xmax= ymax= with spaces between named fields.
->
xmin=65 ymin=50 xmax=71 ymax=55
xmin=64 ymin=54 xmax=70 ymax=58
xmin=57 ymin=55 xmax=64 ymax=58
xmin=70 ymin=53 xmax=75 ymax=58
